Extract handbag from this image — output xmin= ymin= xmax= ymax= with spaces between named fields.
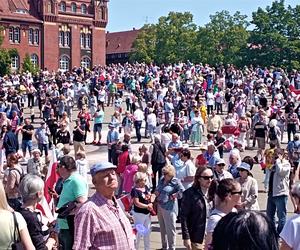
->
xmin=11 ymin=212 xmax=24 ymax=250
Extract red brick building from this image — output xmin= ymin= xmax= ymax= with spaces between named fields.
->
xmin=0 ymin=0 xmax=108 ymax=72
xmin=106 ymin=28 xmax=139 ymax=65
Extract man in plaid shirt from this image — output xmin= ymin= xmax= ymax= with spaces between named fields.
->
xmin=73 ymin=162 xmax=135 ymax=250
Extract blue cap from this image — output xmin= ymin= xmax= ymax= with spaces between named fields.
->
xmin=238 ymin=162 xmax=251 ymax=172
xmin=90 ymin=162 xmax=117 ymax=176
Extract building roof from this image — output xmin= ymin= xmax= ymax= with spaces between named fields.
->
xmin=106 ymin=29 xmax=140 ymax=54
xmin=0 ymin=0 xmax=41 ymax=23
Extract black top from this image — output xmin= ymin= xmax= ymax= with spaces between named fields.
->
xmin=180 ymin=186 xmax=207 ymax=244
xmin=254 ymin=121 xmax=267 ymax=138
xmin=18 ymin=208 xmax=48 ymax=250
xmin=131 ymin=186 xmax=151 ymax=215
xmin=73 ymin=126 xmax=85 ymax=142
xmin=22 ymin=124 xmax=34 ymax=140
xmin=56 ymin=130 xmax=70 ymax=144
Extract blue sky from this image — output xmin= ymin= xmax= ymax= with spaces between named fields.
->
xmin=107 ymin=0 xmax=299 ymax=32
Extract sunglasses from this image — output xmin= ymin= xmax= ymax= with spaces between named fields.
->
xmin=217 ymin=164 xmax=225 ymax=167
xmin=200 ymin=175 xmax=214 ymax=180
xmin=231 ymin=190 xmax=243 ymax=195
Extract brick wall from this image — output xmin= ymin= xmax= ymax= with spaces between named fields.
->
xmin=42 ymin=23 xmax=59 ymax=70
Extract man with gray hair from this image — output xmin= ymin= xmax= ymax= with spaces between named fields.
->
xmin=73 ymin=162 xmax=135 ymax=250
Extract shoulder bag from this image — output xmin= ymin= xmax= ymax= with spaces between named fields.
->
xmin=11 ymin=212 xmax=24 ymax=250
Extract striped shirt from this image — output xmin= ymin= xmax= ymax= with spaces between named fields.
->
xmin=73 ymin=192 xmax=135 ymax=250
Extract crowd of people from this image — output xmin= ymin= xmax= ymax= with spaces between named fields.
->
xmin=0 ymin=62 xmax=300 ymax=250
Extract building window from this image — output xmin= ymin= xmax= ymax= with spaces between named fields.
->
xmin=65 ymin=32 xmax=70 ymax=47
xmin=80 ymin=33 xmax=85 ymax=48
xmin=34 ymin=30 xmax=39 ymax=44
xmin=9 ymin=27 xmax=20 ymax=43
xmin=86 ymin=34 xmax=91 ymax=48
xmin=81 ymin=4 xmax=87 ymax=14
xmin=81 ymin=57 xmax=91 ymax=69
xmin=59 ymin=55 xmax=70 ymax=71
xmin=71 ymin=3 xmax=77 ymax=13
xmin=59 ymin=31 xmax=64 ymax=46
xmin=9 ymin=27 xmax=14 ymax=42
xmin=60 ymin=1 xmax=66 ymax=12
xmin=28 ymin=29 xmax=33 ymax=44
xmin=11 ymin=55 xmax=19 ymax=70
xmin=31 ymin=54 xmax=38 ymax=67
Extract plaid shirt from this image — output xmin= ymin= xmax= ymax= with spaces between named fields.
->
xmin=73 ymin=192 xmax=135 ymax=250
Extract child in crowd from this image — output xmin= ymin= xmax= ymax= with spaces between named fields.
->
xmin=75 ymin=151 xmax=88 ymax=181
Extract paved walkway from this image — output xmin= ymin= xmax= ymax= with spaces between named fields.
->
xmin=22 ymin=105 xmax=295 ymax=250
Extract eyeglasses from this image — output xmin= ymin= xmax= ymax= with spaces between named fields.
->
xmin=217 ymin=164 xmax=225 ymax=167
xmin=231 ymin=190 xmax=243 ymax=195
xmin=200 ymin=175 xmax=214 ymax=180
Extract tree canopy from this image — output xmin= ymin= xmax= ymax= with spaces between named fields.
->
xmin=130 ymin=0 xmax=300 ymax=70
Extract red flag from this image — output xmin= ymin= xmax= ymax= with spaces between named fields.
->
xmin=37 ymin=149 xmax=59 ymax=222
xmin=44 ymin=149 xmax=59 ymax=203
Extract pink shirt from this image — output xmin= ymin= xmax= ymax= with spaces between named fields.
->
xmin=74 ymin=192 xmax=135 ymax=250
xmin=122 ymin=164 xmax=138 ymax=193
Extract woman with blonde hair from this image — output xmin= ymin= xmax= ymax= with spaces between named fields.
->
xmin=0 ymin=182 xmax=35 ymax=250
xmin=155 ymin=165 xmax=184 ymax=250
xmin=131 ymin=172 xmax=153 ymax=250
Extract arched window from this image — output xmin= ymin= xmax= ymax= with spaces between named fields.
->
xmin=60 ymin=1 xmax=66 ymax=12
xmin=31 ymin=54 xmax=38 ymax=67
xmin=71 ymin=3 xmax=77 ymax=13
xmin=59 ymin=55 xmax=70 ymax=71
xmin=81 ymin=4 xmax=87 ymax=14
xmin=81 ymin=57 xmax=91 ymax=69
xmin=11 ymin=55 xmax=19 ymax=70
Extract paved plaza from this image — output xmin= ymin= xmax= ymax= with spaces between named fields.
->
xmin=21 ymin=104 xmax=295 ymax=250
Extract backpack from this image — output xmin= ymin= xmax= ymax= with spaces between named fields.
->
xmin=8 ymin=168 xmax=25 ymax=187
xmin=268 ymin=127 xmax=277 ymax=141
xmin=151 ymin=143 xmax=166 ymax=165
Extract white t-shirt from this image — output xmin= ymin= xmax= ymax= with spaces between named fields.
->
xmin=177 ymin=159 xmax=196 ymax=190
xmin=206 ymin=92 xmax=215 ymax=106
xmin=280 ymin=214 xmax=300 ymax=250
xmin=0 ymin=210 xmax=27 ymax=249
xmin=206 ymin=208 xmax=226 ymax=233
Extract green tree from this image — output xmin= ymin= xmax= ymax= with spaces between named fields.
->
xmin=195 ymin=10 xmax=249 ymax=66
xmin=129 ymin=24 xmax=157 ymax=63
xmin=155 ymin=12 xmax=197 ymax=64
xmin=22 ymin=53 xmax=38 ymax=74
xmin=246 ymin=0 xmax=300 ymax=69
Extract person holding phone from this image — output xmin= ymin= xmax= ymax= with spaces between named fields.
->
xmin=266 ymin=148 xmax=291 ymax=234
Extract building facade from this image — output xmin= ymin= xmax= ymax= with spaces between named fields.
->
xmin=106 ymin=29 xmax=139 ymax=65
xmin=0 ymin=0 xmax=108 ymax=72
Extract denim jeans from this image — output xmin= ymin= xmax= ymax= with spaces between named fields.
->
xmin=266 ymin=195 xmax=288 ymax=234
xmin=134 ymin=121 xmax=142 ymax=142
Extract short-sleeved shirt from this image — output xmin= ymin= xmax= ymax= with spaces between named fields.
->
xmin=0 ymin=211 xmax=26 ymax=250
xmin=206 ymin=209 xmax=226 ymax=233
xmin=22 ymin=124 xmax=34 ymax=140
xmin=57 ymin=173 xmax=88 ymax=229
xmin=254 ymin=121 xmax=267 ymax=138
xmin=280 ymin=214 xmax=300 ymax=250
xmin=94 ymin=110 xmax=104 ymax=124
xmin=73 ymin=192 xmax=135 ymax=250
